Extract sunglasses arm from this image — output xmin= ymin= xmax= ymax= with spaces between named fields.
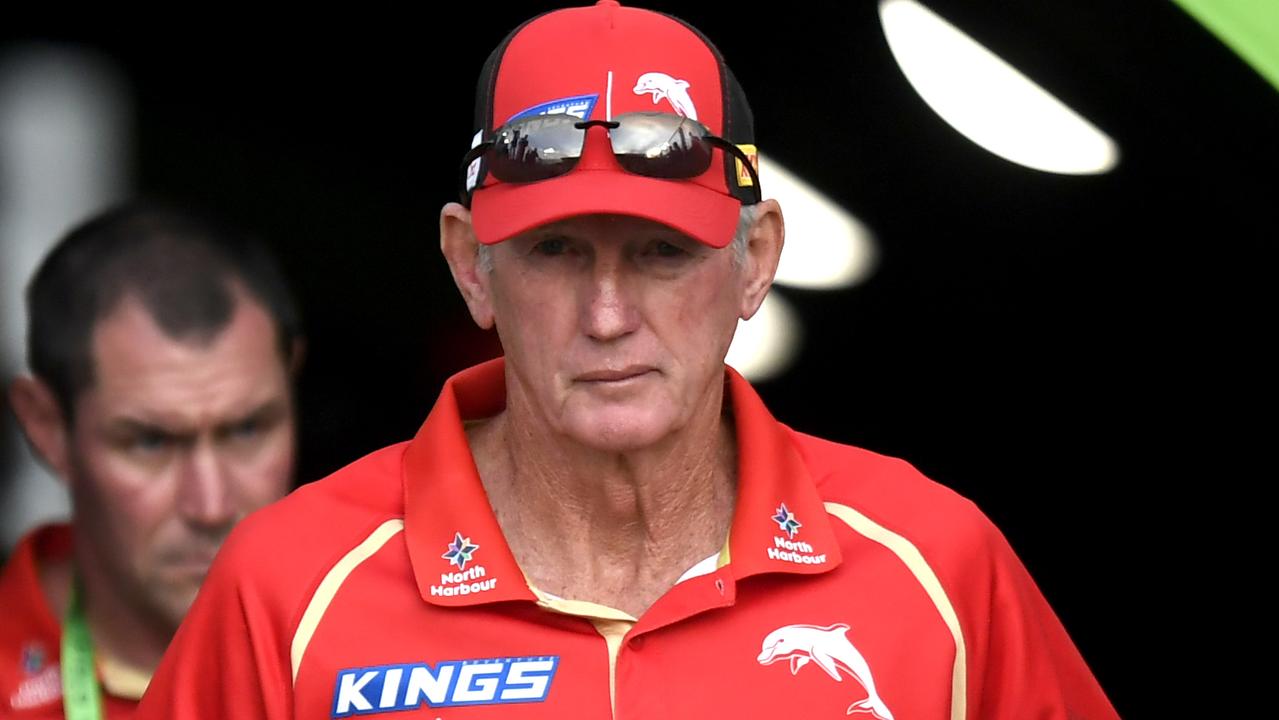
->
xmin=459 ymin=142 xmax=494 ymax=206
xmin=705 ymin=137 xmax=763 ymax=205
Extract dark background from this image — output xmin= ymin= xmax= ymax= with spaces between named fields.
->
xmin=5 ymin=1 xmax=1274 ymax=715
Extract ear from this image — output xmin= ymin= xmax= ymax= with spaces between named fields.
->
xmin=440 ymin=202 xmax=496 ymax=330
xmin=8 ymin=376 xmax=73 ymax=481
xmin=739 ymin=199 xmax=785 ymax=321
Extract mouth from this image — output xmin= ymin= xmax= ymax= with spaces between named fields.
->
xmin=156 ymin=562 xmax=214 ymax=588
xmin=575 ymin=366 xmax=656 ymax=383
xmin=159 ymin=547 xmax=221 ymax=576
xmin=163 ymin=556 xmax=215 ymax=573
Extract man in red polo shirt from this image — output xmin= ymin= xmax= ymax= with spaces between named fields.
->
xmin=1 ymin=204 xmax=300 ymax=718
xmin=137 ymin=3 xmax=1118 ymax=718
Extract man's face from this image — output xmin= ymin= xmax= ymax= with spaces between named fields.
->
xmin=483 ymin=214 xmax=749 ymax=451
xmin=66 ymin=292 xmax=295 ymax=630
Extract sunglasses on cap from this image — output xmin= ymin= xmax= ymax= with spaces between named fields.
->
xmin=459 ymin=111 xmax=761 ymax=206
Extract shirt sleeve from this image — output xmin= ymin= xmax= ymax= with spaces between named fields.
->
xmin=956 ymin=510 xmax=1120 ymax=719
xmin=134 ymin=519 xmax=296 ymax=720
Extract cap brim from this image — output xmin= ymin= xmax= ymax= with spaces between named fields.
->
xmin=471 ymin=169 xmax=741 ymax=248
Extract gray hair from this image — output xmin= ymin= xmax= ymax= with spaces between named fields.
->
xmin=728 ymin=203 xmax=756 ymax=266
xmin=475 ymin=204 xmax=757 ymax=273
xmin=476 ymin=237 xmax=495 ymax=274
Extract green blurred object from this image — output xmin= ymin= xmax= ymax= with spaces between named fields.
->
xmin=1173 ymin=0 xmax=1279 ymax=92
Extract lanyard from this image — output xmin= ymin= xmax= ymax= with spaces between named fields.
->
xmin=61 ymin=582 xmax=105 ymax=720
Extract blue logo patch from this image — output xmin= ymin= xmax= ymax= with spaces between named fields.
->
xmin=441 ymin=532 xmax=479 ymax=571
xmin=772 ymin=503 xmax=802 ymax=538
xmin=508 ymin=94 xmax=599 ymax=122
xmin=21 ymin=642 xmax=46 ymax=674
xmin=332 ymin=656 xmax=559 ymax=717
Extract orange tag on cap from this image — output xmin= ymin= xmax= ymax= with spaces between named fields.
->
xmin=735 ymin=144 xmax=759 ymax=187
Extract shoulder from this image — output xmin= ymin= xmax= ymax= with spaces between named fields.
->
xmin=787 ymin=429 xmax=1008 ymax=571
xmin=204 ymin=442 xmax=411 ymax=612
xmin=0 ymin=525 xmax=65 ymax=635
xmin=0 ymin=526 xmax=65 ymax=716
xmin=789 ymin=429 xmax=981 ymax=522
xmin=788 ymin=430 xmax=1046 ymax=644
xmin=250 ymin=439 xmax=408 ymax=529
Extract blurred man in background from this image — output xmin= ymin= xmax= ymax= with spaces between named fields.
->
xmin=0 ymin=204 xmax=302 ymax=718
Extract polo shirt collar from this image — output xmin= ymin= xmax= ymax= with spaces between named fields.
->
xmin=721 ymin=365 xmax=843 ymax=580
xmin=402 ymin=359 xmax=841 ymax=609
xmin=403 ymin=359 xmax=535 ymax=607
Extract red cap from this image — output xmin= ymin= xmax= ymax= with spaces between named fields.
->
xmin=467 ymin=1 xmax=757 ymax=248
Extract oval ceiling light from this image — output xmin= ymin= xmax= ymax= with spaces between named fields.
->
xmin=762 ymin=153 xmax=878 ymax=290
xmin=879 ymin=0 xmax=1119 ymax=174
xmin=726 ymin=292 xmax=802 ymax=383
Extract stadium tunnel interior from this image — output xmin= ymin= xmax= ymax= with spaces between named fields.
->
xmin=2 ymin=2 xmax=1273 ymax=716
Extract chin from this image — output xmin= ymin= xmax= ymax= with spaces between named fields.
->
xmin=562 ymin=407 xmax=677 ymax=452
xmin=146 ymin=581 xmax=201 ymax=630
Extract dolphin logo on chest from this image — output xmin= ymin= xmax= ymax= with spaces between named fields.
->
xmin=632 ymin=72 xmax=699 ymax=120
xmin=757 ymin=623 xmax=895 ymax=719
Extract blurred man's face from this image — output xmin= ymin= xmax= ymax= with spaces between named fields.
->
xmin=66 ymin=292 xmax=295 ymax=630
xmin=484 ymin=214 xmax=748 ymax=451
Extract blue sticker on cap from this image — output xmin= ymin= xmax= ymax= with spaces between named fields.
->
xmin=508 ymin=94 xmax=599 ymax=122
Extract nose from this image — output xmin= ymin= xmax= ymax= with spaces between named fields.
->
xmin=176 ymin=441 xmax=236 ymax=530
xmin=582 ymin=254 xmax=640 ymax=342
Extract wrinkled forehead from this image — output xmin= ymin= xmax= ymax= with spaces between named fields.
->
xmin=81 ymin=294 xmax=290 ymax=418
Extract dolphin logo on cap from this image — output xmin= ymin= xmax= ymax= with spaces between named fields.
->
xmin=633 ymin=72 xmax=699 ymax=120
xmin=757 ymin=623 xmax=895 ymax=719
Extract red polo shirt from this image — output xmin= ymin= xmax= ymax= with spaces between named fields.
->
xmin=0 ymin=525 xmax=145 ymax=719
xmin=136 ymin=359 xmax=1117 ymax=719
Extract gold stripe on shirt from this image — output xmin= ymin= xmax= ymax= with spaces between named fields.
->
xmin=290 ymin=519 xmax=405 ymax=683
xmin=825 ymin=501 xmax=967 ymax=720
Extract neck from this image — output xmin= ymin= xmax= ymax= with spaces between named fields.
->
xmin=470 ymin=384 xmax=737 ymax=616
xmin=46 ymin=536 xmax=173 ymax=674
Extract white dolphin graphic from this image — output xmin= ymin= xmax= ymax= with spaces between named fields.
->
xmin=632 ymin=72 xmax=699 ymax=120
xmin=757 ymin=623 xmax=895 ymax=719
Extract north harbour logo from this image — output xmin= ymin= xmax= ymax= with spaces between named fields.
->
xmin=432 ymin=532 xmax=497 ymax=597
xmin=331 ymin=656 xmax=559 ymax=717
xmin=441 ymin=532 xmax=479 ymax=571
xmin=772 ymin=503 xmax=803 ymax=538
xmin=767 ymin=503 xmax=827 ymax=565
xmin=768 ymin=536 xmax=827 ymax=565
xmin=430 ymin=564 xmax=497 ymax=597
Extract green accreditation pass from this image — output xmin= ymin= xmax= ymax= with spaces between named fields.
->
xmin=61 ymin=583 xmax=105 ymax=720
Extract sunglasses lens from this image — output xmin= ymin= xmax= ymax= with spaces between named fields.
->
xmin=478 ymin=112 xmax=718 ymax=192
xmin=610 ymin=113 xmax=714 ymax=179
xmin=487 ymin=115 xmax=586 ymax=183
